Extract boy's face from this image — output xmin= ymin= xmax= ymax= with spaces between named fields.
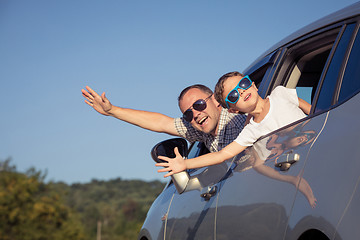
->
xmin=222 ymin=76 xmax=260 ymax=114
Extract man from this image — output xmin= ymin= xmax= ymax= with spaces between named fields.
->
xmin=81 ymin=84 xmax=246 ymax=152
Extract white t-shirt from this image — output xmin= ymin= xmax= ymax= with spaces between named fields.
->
xmin=235 ymin=86 xmax=306 ymax=147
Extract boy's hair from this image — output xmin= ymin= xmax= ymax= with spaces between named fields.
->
xmin=178 ymin=84 xmax=213 ymax=107
xmin=214 ymin=71 xmax=244 ymax=109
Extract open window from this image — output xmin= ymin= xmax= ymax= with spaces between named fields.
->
xmin=285 ymin=45 xmax=332 ymax=104
xmin=277 ymin=28 xmax=341 ymax=106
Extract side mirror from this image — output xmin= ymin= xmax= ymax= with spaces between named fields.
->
xmin=151 ymin=138 xmax=188 ymax=163
xmin=151 ymin=138 xmax=190 ymax=194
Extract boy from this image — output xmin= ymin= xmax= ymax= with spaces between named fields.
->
xmin=156 ymin=71 xmax=311 ymax=178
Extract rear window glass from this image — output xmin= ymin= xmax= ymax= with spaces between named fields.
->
xmin=338 ymin=26 xmax=360 ymax=103
xmin=315 ymin=24 xmax=355 ymax=112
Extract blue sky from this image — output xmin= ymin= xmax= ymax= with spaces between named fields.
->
xmin=1 ymin=0 xmax=358 ymax=184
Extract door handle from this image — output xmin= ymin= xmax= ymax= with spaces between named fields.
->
xmin=275 ymin=152 xmax=300 ymax=171
xmin=200 ymin=185 xmax=217 ymax=201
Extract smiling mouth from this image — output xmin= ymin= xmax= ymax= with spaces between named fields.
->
xmin=198 ymin=116 xmax=208 ymax=125
xmin=244 ymin=93 xmax=251 ymax=101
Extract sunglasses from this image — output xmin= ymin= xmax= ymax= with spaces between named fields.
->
xmin=224 ymin=75 xmax=253 ymax=108
xmin=183 ymin=94 xmax=213 ymax=122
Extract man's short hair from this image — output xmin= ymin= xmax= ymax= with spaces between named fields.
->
xmin=214 ymin=71 xmax=244 ymax=109
xmin=178 ymin=84 xmax=213 ymax=106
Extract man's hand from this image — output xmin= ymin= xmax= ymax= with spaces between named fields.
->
xmin=156 ymin=147 xmax=187 ymax=178
xmin=82 ymin=86 xmax=112 ymax=116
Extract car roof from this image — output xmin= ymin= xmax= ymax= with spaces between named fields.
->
xmin=244 ymin=1 xmax=360 ymax=73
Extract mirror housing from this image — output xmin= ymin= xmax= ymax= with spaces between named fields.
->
xmin=151 ymin=138 xmax=188 ymax=163
xmin=151 ymin=138 xmax=190 ymax=194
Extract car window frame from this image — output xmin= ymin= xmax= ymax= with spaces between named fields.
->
xmin=245 ymin=21 xmax=353 ymax=143
xmin=311 ymin=22 xmax=358 ymax=114
xmin=333 ymin=21 xmax=360 ymax=106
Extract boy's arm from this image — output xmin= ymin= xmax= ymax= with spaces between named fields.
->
xmin=156 ymin=141 xmax=247 ymax=177
xmin=298 ymin=97 xmax=311 ymax=115
xmin=82 ymin=86 xmax=179 ymax=136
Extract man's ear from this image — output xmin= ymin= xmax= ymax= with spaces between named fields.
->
xmin=210 ymin=95 xmax=221 ymax=107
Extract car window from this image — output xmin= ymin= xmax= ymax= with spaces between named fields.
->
xmin=187 ymin=142 xmax=201 ymax=159
xmin=187 ymin=142 xmax=209 ymax=159
xmin=314 ymin=23 xmax=356 ymax=113
xmin=186 ymin=142 xmax=209 ymax=175
xmin=266 ymin=27 xmax=341 ymax=109
xmin=289 ymin=45 xmax=333 ymax=105
xmin=282 ymin=30 xmax=341 ymax=101
xmin=338 ymin=25 xmax=360 ymax=103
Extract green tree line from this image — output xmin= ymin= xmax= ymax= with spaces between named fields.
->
xmin=0 ymin=159 xmax=166 ymax=240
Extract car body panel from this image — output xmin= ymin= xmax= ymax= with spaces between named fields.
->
xmin=164 ymin=158 xmax=231 ymax=238
xmin=139 ymin=3 xmax=360 ymax=240
xmin=287 ymin=93 xmax=360 ymax=239
xmin=139 ymin=184 xmax=175 ymax=240
xmin=164 ymin=185 xmax=217 ymax=239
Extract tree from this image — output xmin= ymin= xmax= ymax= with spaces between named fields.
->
xmin=0 ymin=159 xmax=85 ymax=240
xmin=0 ymin=159 xmax=166 ymax=239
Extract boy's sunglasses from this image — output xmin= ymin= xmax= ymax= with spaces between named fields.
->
xmin=183 ymin=94 xmax=212 ymax=122
xmin=224 ymin=75 xmax=253 ymax=108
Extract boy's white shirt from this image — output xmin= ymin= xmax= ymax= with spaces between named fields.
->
xmin=235 ymin=86 xmax=306 ymax=147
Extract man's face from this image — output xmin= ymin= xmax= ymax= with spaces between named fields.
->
xmin=223 ymin=76 xmax=260 ymax=114
xmin=179 ymin=88 xmax=221 ymax=135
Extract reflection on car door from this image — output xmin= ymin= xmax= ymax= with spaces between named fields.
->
xmin=215 ymin=116 xmax=326 ymax=239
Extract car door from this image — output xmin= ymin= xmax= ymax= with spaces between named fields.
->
xmin=215 ymin=21 xmax=350 ymax=240
xmin=164 ymin=142 xmax=230 ymax=240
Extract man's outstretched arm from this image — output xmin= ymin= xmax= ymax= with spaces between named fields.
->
xmin=82 ymin=86 xmax=179 ymax=136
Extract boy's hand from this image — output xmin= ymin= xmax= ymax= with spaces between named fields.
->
xmin=82 ymin=86 xmax=112 ymax=116
xmin=155 ymin=147 xmax=186 ymax=178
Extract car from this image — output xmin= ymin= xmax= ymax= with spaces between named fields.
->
xmin=139 ymin=2 xmax=360 ymax=239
